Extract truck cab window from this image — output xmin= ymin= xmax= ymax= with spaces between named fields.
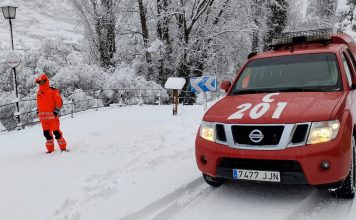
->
xmin=342 ymin=53 xmax=353 ymax=88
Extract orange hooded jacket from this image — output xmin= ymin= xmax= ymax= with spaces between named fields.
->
xmin=36 ymin=74 xmax=62 ymax=122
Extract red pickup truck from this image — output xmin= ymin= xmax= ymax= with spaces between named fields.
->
xmin=195 ymin=29 xmax=356 ymax=198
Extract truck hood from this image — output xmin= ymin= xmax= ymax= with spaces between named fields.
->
xmin=204 ymin=92 xmax=344 ymax=124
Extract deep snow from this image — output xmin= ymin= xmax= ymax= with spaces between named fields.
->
xmin=0 ymin=104 xmax=356 ymax=220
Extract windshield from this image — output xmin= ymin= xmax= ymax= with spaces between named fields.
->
xmin=230 ymin=53 xmax=342 ymax=95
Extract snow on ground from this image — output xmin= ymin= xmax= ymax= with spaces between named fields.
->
xmin=0 ymin=0 xmax=81 ymax=50
xmin=0 ymin=104 xmax=356 ymax=220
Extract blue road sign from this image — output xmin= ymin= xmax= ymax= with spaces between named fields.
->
xmin=190 ymin=76 xmax=217 ymax=94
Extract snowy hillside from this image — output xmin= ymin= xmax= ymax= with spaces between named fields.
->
xmin=0 ymin=0 xmax=81 ymax=50
xmin=0 ymin=105 xmax=356 ymax=220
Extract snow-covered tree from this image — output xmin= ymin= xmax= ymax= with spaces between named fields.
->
xmin=72 ymin=0 xmax=117 ymax=67
xmin=263 ymin=0 xmax=288 ymax=50
xmin=336 ymin=0 xmax=356 ymax=34
xmin=6 ymin=0 xmax=355 ymax=127
xmin=304 ymin=0 xmax=337 ymax=28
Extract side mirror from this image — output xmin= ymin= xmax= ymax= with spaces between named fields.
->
xmin=220 ymin=81 xmax=231 ymax=93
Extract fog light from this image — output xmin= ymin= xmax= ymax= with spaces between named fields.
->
xmin=201 ymin=155 xmax=207 ymax=164
xmin=321 ymin=161 xmax=330 ymax=170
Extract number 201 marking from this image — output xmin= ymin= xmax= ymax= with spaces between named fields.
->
xmin=228 ymin=93 xmax=287 ymax=120
xmin=228 ymin=103 xmax=252 ymax=119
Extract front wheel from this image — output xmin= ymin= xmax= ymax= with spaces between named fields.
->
xmin=203 ymin=173 xmax=224 ymax=187
xmin=330 ymin=136 xmax=355 ymax=199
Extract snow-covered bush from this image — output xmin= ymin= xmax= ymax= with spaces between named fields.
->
xmin=105 ymin=67 xmax=137 ymax=89
xmin=101 ymin=66 xmax=167 ymax=105
xmin=0 ymin=37 xmax=172 ymax=130
xmin=52 ymin=64 xmax=106 ymax=92
xmin=40 ymin=40 xmax=73 ymax=65
xmin=136 ymin=77 xmax=169 ymax=104
xmin=67 ymin=51 xmax=88 ymax=66
xmin=23 ymin=49 xmax=41 ymax=70
xmin=0 ymin=68 xmax=13 ymax=93
xmin=35 ymin=56 xmax=61 ymax=77
xmin=18 ymin=97 xmax=37 ymax=127
xmin=23 ymin=69 xmax=39 ymax=92
xmin=0 ymin=92 xmax=17 ymax=130
xmin=101 ymin=67 xmax=139 ymax=105
xmin=51 ymin=66 xmax=80 ymax=90
xmin=66 ymin=89 xmax=103 ymax=114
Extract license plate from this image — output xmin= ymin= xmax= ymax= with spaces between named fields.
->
xmin=233 ymin=169 xmax=280 ymax=182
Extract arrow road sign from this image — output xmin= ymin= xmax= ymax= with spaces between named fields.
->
xmin=190 ymin=76 xmax=217 ymax=93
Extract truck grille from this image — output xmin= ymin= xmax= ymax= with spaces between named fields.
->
xmin=214 ymin=123 xmax=310 ymax=149
xmin=216 ymin=124 xmax=227 ymax=142
xmin=291 ymin=124 xmax=309 ymax=144
xmin=231 ymin=125 xmax=284 ymax=145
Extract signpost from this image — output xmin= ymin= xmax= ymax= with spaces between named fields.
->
xmin=190 ymin=76 xmax=217 ymax=111
xmin=5 ymin=51 xmax=21 ymax=68
xmin=5 ymin=51 xmax=21 ymax=126
xmin=165 ymin=77 xmax=186 ymax=115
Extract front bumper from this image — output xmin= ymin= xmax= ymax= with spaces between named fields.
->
xmin=215 ymin=159 xmax=308 ymax=184
xmin=195 ymin=124 xmax=352 ymax=186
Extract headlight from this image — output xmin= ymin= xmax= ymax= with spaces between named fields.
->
xmin=307 ymin=120 xmax=340 ymax=144
xmin=200 ymin=121 xmax=215 ymax=142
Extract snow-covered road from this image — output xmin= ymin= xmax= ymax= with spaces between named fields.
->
xmin=0 ymin=105 xmax=355 ymax=220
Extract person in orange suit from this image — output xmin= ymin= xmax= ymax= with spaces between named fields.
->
xmin=36 ymin=74 xmax=68 ymax=153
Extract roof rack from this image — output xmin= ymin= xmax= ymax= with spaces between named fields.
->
xmin=271 ymin=28 xmax=333 ymax=50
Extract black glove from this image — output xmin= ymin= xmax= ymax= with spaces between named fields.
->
xmin=54 ymin=108 xmax=61 ymax=117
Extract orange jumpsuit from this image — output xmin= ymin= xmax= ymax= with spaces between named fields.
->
xmin=36 ymin=74 xmax=67 ymax=153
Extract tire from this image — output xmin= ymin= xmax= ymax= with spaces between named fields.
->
xmin=203 ymin=173 xmax=224 ymax=187
xmin=330 ymin=136 xmax=356 ymax=199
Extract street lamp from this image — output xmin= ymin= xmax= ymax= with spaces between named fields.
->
xmin=1 ymin=5 xmax=20 ymax=125
xmin=1 ymin=6 xmax=17 ymax=49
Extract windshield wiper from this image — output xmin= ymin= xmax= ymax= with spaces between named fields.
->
xmin=277 ymin=87 xmax=338 ymax=92
xmin=232 ymin=89 xmax=278 ymax=95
